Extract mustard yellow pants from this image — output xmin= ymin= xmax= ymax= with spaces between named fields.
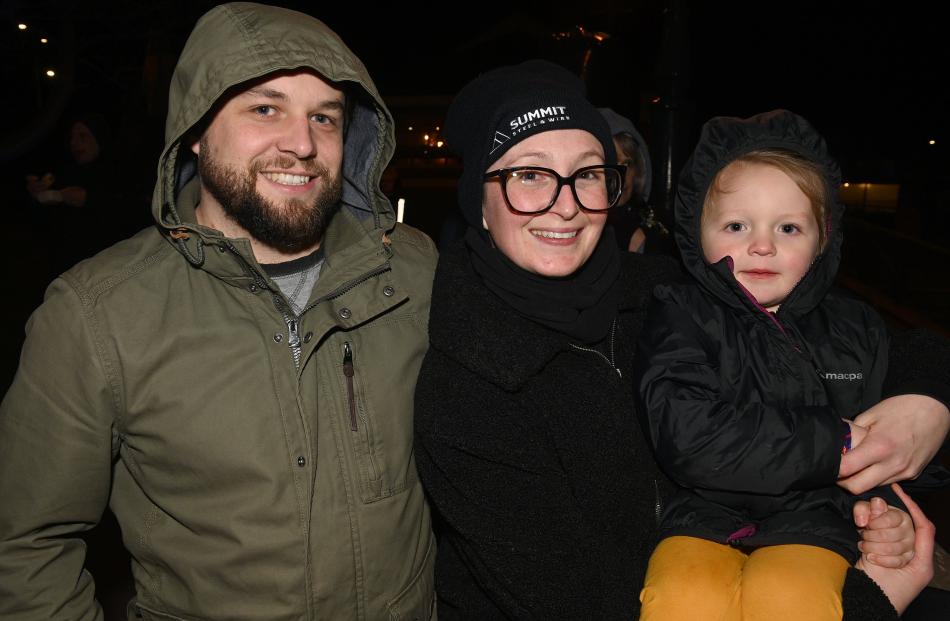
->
xmin=639 ymin=536 xmax=849 ymax=621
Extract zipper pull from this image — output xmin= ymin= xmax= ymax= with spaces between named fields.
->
xmin=288 ymin=319 xmax=300 ymax=349
xmin=343 ymin=342 xmax=357 ymax=431
xmin=343 ymin=342 xmax=353 ymax=375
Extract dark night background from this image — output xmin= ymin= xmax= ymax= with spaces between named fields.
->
xmin=3 ymin=0 xmax=950 ymax=616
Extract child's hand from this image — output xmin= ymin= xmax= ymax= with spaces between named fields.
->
xmin=856 ymin=484 xmax=935 ymax=615
xmin=855 ymin=496 xmax=915 ymax=569
xmin=853 ymin=495 xmax=886 ymax=529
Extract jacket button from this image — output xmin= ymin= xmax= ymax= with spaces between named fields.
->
xmin=296 ymin=456 xmax=306 ymax=467
xmin=249 ymin=283 xmax=258 ymax=293
xmin=273 ymin=333 xmax=283 ymax=343
xmin=339 ymin=308 xmax=352 ymax=320
xmin=303 ymin=331 xmax=313 ymax=343
xmin=383 ymin=285 xmax=395 ymax=297
xmin=217 ymin=245 xmax=227 ymax=253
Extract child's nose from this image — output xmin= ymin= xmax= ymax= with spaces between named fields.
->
xmin=748 ymin=232 xmax=776 ymax=255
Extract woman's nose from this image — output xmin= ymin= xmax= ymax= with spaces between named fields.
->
xmin=547 ymin=183 xmax=580 ymax=219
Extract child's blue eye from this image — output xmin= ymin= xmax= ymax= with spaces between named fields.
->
xmin=727 ymin=223 xmax=743 ymax=232
xmin=779 ymin=224 xmax=799 ymax=234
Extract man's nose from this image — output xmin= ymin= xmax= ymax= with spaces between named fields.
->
xmin=276 ymin=115 xmax=317 ymax=159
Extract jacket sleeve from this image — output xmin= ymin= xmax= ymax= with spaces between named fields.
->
xmin=0 ymin=276 xmax=115 ymax=620
xmin=633 ymin=297 xmax=842 ymax=495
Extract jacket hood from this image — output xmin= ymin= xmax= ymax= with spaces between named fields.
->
xmin=598 ymin=107 xmax=652 ymax=202
xmin=675 ymin=109 xmax=844 ymax=317
xmin=153 ymin=2 xmax=396 ymax=255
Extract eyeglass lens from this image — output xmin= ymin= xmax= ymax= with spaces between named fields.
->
xmin=504 ymin=167 xmax=621 ymax=213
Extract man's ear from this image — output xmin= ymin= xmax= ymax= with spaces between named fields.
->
xmin=190 ymin=135 xmax=201 ymax=156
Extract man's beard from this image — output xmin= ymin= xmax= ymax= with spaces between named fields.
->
xmin=197 ymin=138 xmax=343 ymax=254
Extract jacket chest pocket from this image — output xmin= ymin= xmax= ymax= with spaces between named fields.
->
xmin=333 ymin=335 xmax=420 ymax=503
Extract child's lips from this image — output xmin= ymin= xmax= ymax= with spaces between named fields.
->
xmin=742 ymin=269 xmax=778 ymax=279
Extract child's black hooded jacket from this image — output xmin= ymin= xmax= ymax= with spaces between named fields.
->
xmin=634 ymin=110 xmax=931 ymax=562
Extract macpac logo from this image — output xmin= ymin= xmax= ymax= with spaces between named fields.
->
xmin=820 ymin=371 xmax=864 ymax=381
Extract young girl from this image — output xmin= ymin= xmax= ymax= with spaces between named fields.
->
xmin=634 ymin=110 xmax=944 ymax=620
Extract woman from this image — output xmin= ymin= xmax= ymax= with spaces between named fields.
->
xmin=597 ymin=106 xmax=674 ymax=256
xmin=414 ymin=59 xmax=942 ymax=620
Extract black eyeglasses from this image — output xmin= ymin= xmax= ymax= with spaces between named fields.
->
xmin=483 ymin=164 xmax=625 ymax=214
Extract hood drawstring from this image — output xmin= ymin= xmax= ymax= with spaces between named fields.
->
xmin=175 ymin=235 xmax=206 ymax=268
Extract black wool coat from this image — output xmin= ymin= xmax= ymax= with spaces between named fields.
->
xmin=415 ymin=243 xmax=678 ymax=620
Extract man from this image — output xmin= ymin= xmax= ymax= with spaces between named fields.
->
xmin=0 ymin=3 xmax=436 ymax=619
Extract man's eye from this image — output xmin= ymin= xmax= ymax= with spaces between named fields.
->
xmin=253 ymin=105 xmax=276 ymax=116
xmin=312 ymin=113 xmax=334 ymax=124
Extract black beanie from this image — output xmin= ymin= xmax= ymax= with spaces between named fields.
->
xmin=445 ymin=59 xmax=616 ymax=228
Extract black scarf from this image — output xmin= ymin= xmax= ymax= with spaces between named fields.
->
xmin=464 ymin=226 xmax=622 ymax=343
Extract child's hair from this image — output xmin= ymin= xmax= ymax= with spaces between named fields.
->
xmin=702 ymin=149 xmax=829 ymax=249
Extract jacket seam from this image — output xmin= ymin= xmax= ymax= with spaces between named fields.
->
xmin=59 ymin=271 xmax=126 ymax=430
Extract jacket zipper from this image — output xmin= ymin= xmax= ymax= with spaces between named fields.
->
xmin=342 ymin=342 xmax=358 ymax=431
xmin=286 ymin=265 xmax=393 ymax=370
xmin=766 ymin=310 xmax=831 ymax=377
xmin=304 ymin=264 xmax=392 ymax=311
xmin=569 ymin=319 xmax=621 ymax=377
xmin=221 ymin=240 xmax=393 ymax=370
xmin=284 ymin=315 xmax=302 ymax=369
xmin=653 ymin=478 xmax=663 ymax=526
xmin=341 ymin=341 xmax=381 ymax=480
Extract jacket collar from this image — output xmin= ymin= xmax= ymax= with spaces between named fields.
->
xmin=165 ymin=177 xmax=391 ymax=297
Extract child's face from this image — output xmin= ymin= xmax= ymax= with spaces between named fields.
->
xmin=700 ymin=162 xmax=820 ymax=312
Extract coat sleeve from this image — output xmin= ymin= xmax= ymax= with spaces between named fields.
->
xmin=885 ymin=327 xmax=950 ymax=441
xmin=633 ymin=297 xmax=842 ymax=495
xmin=0 ymin=276 xmax=115 ymax=620
xmin=842 ymin=568 xmax=899 ymax=621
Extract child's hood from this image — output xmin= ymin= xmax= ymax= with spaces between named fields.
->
xmin=674 ymin=109 xmax=846 ymax=317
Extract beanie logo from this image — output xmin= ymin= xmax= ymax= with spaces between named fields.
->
xmin=490 ymin=131 xmax=511 ymax=154
xmin=507 ymin=105 xmax=571 ymax=136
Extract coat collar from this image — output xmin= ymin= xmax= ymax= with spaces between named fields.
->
xmin=428 ymin=242 xmax=667 ymax=390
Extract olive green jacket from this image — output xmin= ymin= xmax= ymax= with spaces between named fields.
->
xmin=0 ymin=3 xmax=436 ymax=619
